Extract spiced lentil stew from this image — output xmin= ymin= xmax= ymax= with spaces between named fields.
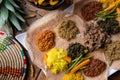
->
xmin=35 ymin=30 xmax=55 ymax=51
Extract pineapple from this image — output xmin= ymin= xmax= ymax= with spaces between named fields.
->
xmin=0 ymin=0 xmax=25 ymax=35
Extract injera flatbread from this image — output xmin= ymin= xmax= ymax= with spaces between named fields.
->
xmin=74 ymin=0 xmax=120 ymax=71
xmin=26 ymin=11 xmax=108 ymax=80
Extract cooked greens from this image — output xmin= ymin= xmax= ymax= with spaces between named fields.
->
xmin=97 ymin=18 xmax=120 ymax=35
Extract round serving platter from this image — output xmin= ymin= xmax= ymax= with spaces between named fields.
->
xmin=0 ymin=31 xmax=27 ymax=80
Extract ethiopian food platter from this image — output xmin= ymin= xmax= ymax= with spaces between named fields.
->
xmin=26 ymin=0 xmax=120 ymax=80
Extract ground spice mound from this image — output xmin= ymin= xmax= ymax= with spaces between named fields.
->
xmin=83 ymin=58 xmax=106 ymax=77
xmin=58 ymin=20 xmax=79 ymax=40
xmin=35 ymin=30 xmax=55 ymax=51
xmin=84 ymin=21 xmax=110 ymax=51
xmin=105 ymin=41 xmax=120 ymax=65
xmin=81 ymin=1 xmax=102 ymax=21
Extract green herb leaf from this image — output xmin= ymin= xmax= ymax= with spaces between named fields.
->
xmin=5 ymin=1 xmax=15 ymax=12
xmin=97 ymin=4 xmax=117 ymax=20
xmin=16 ymin=8 xmax=25 ymax=14
xmin=8 ymin=0 xmax=20 ymax=8
xmin=9 ymin=13 xmax=22 ymax=31
xmin=1 ymin=7 xmax=9 ymax=21
xmin=83 ymin=49 xmax=89 ymax=53
xmin=0 ymin=0 xmax=3 ymax=4
xmin=0 ymin=20 xmax=5 ymax=29
xmin=4 ymin=24 xmax=10 ymax=35
xmin=66 ymin=54 xmax=83 ymax=73
xmin=0 ymin=15 xmax=5 ymax=29
xmin=14 ymin=12 xmax=25 ymax=22
xmin=104 ymin=15 xmax=116 ymax=19
xmin=6 ymin=21 xmax=14 ymax=35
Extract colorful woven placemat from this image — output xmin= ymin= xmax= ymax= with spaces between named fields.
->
xmin=0 ymin=31 xmax=27 ymax=80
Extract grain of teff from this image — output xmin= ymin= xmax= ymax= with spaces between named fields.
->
xmin=81 ymin=1 xmax=102 ymax=21
xmin=58 ymin=20 xmax=79 ymax=41
xmin=35 ymin=30 xmax=55 ymax=51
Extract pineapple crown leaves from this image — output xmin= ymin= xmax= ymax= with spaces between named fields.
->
xmin=0 ymin=0 xmax=25 ymax=35
xmin=0 ymin=0 xmax=2 ymax=4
